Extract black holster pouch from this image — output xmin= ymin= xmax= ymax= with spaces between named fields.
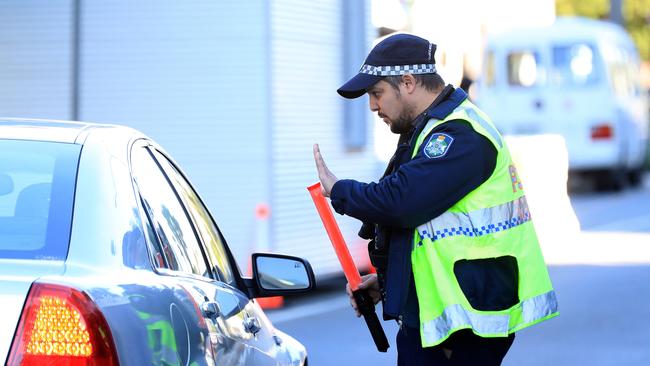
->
xmin=358 ymin=222 xmax=375 ymax=240
xmin=360 ymin=222 xmax=389 ymax=271
xmin=368 ymin=239 xmax=388 ymax=270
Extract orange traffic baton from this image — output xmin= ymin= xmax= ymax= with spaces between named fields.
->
xmin=307 ymin=182 xmax=389 ymax=352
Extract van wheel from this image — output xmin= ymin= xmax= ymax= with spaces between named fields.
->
xmin=627 ymin=167 xmax=644 ymax=188
xmin=595 ymin=169 xmax=626 ymax=192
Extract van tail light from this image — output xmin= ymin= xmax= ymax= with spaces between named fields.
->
xmin=591 ymin=124 xmax=613 ymax=140
xmin=6 ymin=283 xmax=118 ymax=366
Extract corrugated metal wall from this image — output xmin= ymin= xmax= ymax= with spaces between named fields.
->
xmin=0 ymin=0 xmax=73 ymax=119
xmin=0 ymin=0 xmax=376 ymax=276
xmin=270 ymin=0 xmax=376 ymax=276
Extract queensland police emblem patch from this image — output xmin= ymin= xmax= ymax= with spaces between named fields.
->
xmin=424 ymin=133 xmax=454 ymax=158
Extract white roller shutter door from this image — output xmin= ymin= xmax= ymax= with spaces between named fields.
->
xmin=270 ymin=0 xmax=376 ymax=277
xmin=0 ymin=0 xmax=73 ymax=119
xmin=80 ymin=1 xmax=271 ymax=268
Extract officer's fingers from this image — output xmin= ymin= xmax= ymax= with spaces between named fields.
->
xmin=369 ymin=291 xmax=382 ymax=304
xmin=349 ymin=298 xmax=361 ymax=317
xmin=359 ymin=274 xmax=378 ymax=289
xmin=312 ymin=144 xmax=321 ymax=171
xmin=345 ymin=285 xmax=363 ymax=317
xmin=348 ymin=296 xmax=356 ymax=309
xmin=313 ymin=144 xmax=331 ymax=176
xmin=357 ymin=280 xmax=367 ymax=290
xmin=312 ymin=143 xmax=320 ymax=161
xmin=313 ymin=145 xmax=333 ymax=197
xmin=313 ymin=144 xmax=325 ymax=170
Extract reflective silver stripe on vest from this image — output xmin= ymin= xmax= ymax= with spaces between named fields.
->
xmin=419 ymin=105 xmax=503 ymax=154
xmin=421 ymin=118 xmax=439 ymax=138
xmin=522 ymin=289 xmax=559 ymax=324
xmin=457 ymin=106 xmax=503 ymax=148
xmin=416 ymin=196 xmax=531 ymax=245
xmin=421 ymin=290 xmax=558 ymax=345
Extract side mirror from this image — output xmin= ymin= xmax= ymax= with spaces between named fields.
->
xmin=250 ymin=253 xmax=315 ymax=297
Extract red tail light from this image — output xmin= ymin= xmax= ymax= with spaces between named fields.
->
xmin=591 ymin=124 xmax=613 ymax=140
xmin=6 ymin=283 xmax=118 ymax=366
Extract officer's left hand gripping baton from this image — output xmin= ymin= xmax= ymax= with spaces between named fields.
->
xmin=307 ymin=182 xmax=390 ymax=352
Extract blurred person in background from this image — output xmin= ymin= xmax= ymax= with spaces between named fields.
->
xmin=313 ymin=33 xmax=558 ymax=365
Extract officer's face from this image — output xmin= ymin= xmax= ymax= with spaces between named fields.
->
xmin=367 ymin=80 xmax=414 ymax=134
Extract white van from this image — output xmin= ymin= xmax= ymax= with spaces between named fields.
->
xmin=476 ymin=17 xmax=648 ymax=189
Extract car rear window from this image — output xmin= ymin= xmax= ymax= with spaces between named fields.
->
xmin=0 ymin=139 xmax=80 ymax=260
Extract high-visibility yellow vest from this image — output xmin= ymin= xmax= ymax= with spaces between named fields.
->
xmin=411 ymin=99 xmax=559 ymax=347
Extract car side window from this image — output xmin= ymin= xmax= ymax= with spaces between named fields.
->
xmin=130 ymin=146 xmax=210 ymax=278
xmin=138 ymin=195 xmax=167 ymax=269
xmin=150 ymin=149 xmax=236 ymax=286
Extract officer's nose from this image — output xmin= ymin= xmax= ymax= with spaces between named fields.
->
xmin=368 ymin=96 xmax=379 ymax=112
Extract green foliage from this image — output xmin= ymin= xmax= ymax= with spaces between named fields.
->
xmin=556 ymin=0 xmax=650 ymax=60
xmin=556 ymin=0 xmax=609 ymax=18
xmin=624 ymin=0 xmax=650 ymax=61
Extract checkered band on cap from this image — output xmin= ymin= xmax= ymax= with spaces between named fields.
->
xmin=359 ymin=63 xmax=437 ymax=76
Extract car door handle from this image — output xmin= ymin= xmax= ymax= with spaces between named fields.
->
xmin=243 ymin=315 xmax=261 ymax=335
xmin=201 ymin=301 xmax=221 ymax=320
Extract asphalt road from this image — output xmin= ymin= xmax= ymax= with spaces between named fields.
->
xmin=267 ymin=176 xmax=650 ymax=365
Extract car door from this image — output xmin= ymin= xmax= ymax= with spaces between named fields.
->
xmin=131 ymin=141 xmax=278 ymax=365
xmin=147 ymin=146 xmax=281 ymax=365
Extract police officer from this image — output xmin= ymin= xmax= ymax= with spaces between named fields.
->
xmin=313 ymin=33 xmax=558 ymax=365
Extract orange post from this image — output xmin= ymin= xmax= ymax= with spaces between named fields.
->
xmin=249 ymin=203 xmax=284 ymax=309
xmin=307 ymin=182 xmax=362 ymax=291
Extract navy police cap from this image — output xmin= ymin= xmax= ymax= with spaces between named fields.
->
xmin=337 ymin=33 xmax=437 ymax=99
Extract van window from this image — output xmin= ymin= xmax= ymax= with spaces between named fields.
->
xmin=551 ymin=43 xmax=599 ymax=87
xmin=484 ymin=51 xmax=496 ymax=87
xmin=602 ymin=43 xmax=639 ymax=97
xmin=507 ymin=51 xmax=541 ymax=87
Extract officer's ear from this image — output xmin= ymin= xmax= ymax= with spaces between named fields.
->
xmin=401 ymin=73 xmax=417 ymax=94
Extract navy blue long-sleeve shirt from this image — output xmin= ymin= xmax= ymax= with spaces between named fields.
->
xmin=329 ymin=87 xmax=498 ymax=324
xmin=330 ymin=121 xmax=496 ymax=227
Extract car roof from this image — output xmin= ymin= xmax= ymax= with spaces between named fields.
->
xmin=0 ymin=118 xmax=140 ymax=144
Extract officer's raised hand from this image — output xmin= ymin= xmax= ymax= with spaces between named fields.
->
xmin=313 ymin=144 xmax=339 ymax=197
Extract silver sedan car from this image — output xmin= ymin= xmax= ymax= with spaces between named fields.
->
xmin=0 ymin=119 xmax=314 ymax=366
